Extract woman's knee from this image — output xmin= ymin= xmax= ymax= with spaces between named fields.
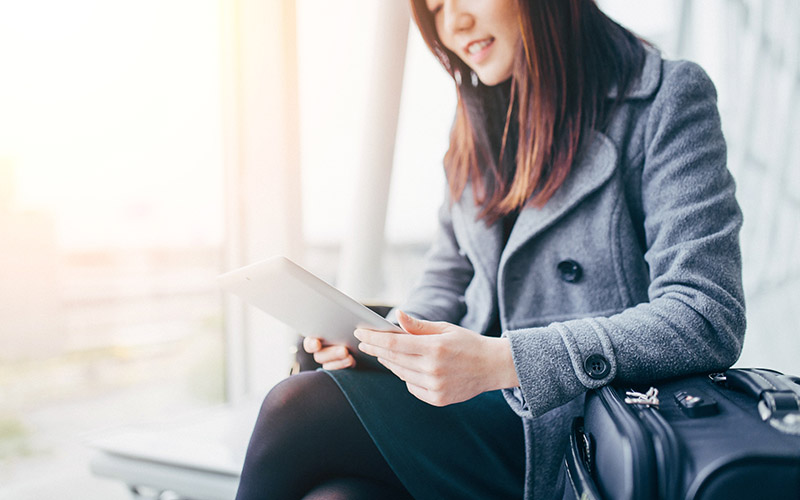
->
xmin=255 ymin=371 xmax=334 ymax=433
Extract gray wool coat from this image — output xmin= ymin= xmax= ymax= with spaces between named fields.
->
xmin=396 ymin=48 xmax=746 ymax=498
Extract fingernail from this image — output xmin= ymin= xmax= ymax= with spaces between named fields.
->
xmin=354 ymin=331 xmax=363 ymax=340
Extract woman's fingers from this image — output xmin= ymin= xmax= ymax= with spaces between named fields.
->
xmin=405 ymin=382 xmax=447 ymax=407
xmin=312 ymin=344 xmax=351 ymax=365
xmin=396 ymin=310 xmax=448 ymax=336
xmin=321 ymin=354 xmax=356 ymax=371
xmin=304 ymin=339 xmax=356 ymax=370
xmin=378 ymin=357 xmax=436 ymax=390
xmin=358 ymin=342 xmax=428 ymax=371
xmin=303 ymin=336 xmax=322 ymax=353
xmin=354 ymin=329 xmax=429 ymax=355
xmin=386 ymin=366 xmax=449 ymax=407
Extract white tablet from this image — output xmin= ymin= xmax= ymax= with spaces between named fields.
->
xmin=217 ymin=256 xmax=403 ymax=369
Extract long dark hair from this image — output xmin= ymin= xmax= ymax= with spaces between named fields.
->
xmin=410 ymin=0 xmax=646 ymax=224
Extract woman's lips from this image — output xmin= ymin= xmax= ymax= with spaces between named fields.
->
xmin=464 ymin=37 xmax=495 ymax=64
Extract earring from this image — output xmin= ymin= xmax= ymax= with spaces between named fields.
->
xmin=454 ymin=69 xmax=462 ymax=86
xmin=470 ymin=71 xmax=479 ymax=87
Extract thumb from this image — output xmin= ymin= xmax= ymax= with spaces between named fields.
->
xmin=397 ymin=310 xmax=447 ymax=336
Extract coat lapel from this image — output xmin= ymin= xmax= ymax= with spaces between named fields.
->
xmin=495 ymin=48 xmax=660 ymax=266
xmin=500 ymin=131 xmax=619 ymax=268
xmin=451 ymin=182 xmax=503 ymax=287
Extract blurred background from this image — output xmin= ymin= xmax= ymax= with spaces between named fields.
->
xmin=0 ymin=0 xmax=798 ymax=498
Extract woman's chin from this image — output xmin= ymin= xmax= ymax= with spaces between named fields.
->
xmin=473 ymin=71 xmax=511 ymax=87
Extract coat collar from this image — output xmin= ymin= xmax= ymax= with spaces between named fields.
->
xmin=499 ymin=131 xmax=618 ymax=268
xmin=606 ymin=46 xmax=662 ymax=100
xmin=451 ymin=130 xmax=619 ymax=282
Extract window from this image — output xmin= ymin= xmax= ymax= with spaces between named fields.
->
xmin=0 ymin=1 xmax=224 ymax=496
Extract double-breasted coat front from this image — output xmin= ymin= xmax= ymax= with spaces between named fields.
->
xmin=326 ymin=48 xmax=746 ymax=499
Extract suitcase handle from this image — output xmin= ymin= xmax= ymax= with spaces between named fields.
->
xmin=721 ymin=368 xmax=800 ymax=435
xmin=564 ymin=418 xmax=603 ymax=500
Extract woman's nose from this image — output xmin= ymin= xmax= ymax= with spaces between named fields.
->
xmin=442 ymin=0 xmax=474 ymax=35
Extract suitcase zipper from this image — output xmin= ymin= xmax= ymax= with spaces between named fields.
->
xmin=605 ymin=385 xmax=684 ymax=500
xmin=619 ymin=386 xmax=683 ymax=500
xmin=598 ymin=386 xmax=659 ymax=500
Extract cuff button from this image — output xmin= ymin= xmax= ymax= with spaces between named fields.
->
xmin=584 ymin=354 xmax=610 ymax=379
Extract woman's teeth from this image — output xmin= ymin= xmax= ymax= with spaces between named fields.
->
xmin=467 ymin=38 xmax=493 ymax=54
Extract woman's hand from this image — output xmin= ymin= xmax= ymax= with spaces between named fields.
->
xmin=303 ymin=337 xmax=356 ymax=370
xmin=354 ymin=310 xmax=520 ymax=406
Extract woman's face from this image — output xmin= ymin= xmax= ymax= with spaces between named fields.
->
xmin=425 ymin=0 xmax=521 ymax=86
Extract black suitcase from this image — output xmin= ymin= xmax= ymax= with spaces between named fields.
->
xmin=564 ymin=368 xmax=800 ymax=500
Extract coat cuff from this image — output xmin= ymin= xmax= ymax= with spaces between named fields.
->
xmin=501 ymin=386 xmax=532 ymax=417
xmin=502 ymin=318 xmax=617 ymax=418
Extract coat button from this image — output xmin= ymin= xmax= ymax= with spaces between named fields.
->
xmin=557 ymin=259 xmax=583 ymax=283
xmin=584 ymin=354 xmax=610 ymax=379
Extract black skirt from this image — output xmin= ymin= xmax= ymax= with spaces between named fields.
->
xmin=324 ymin=367 xmax=526 ymax=500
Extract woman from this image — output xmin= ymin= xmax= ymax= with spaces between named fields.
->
xmin=236 ymin=0 xmax=745 ymax=498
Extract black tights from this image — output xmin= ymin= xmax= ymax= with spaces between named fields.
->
xmin=235 ymin=371 xmax=414 ymax=500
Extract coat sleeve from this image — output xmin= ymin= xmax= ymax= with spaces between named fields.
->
xmin=502 ymin=61 xmax=746 ymax=418
xmin=390 ymin=191 xmax=475 ymax=324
